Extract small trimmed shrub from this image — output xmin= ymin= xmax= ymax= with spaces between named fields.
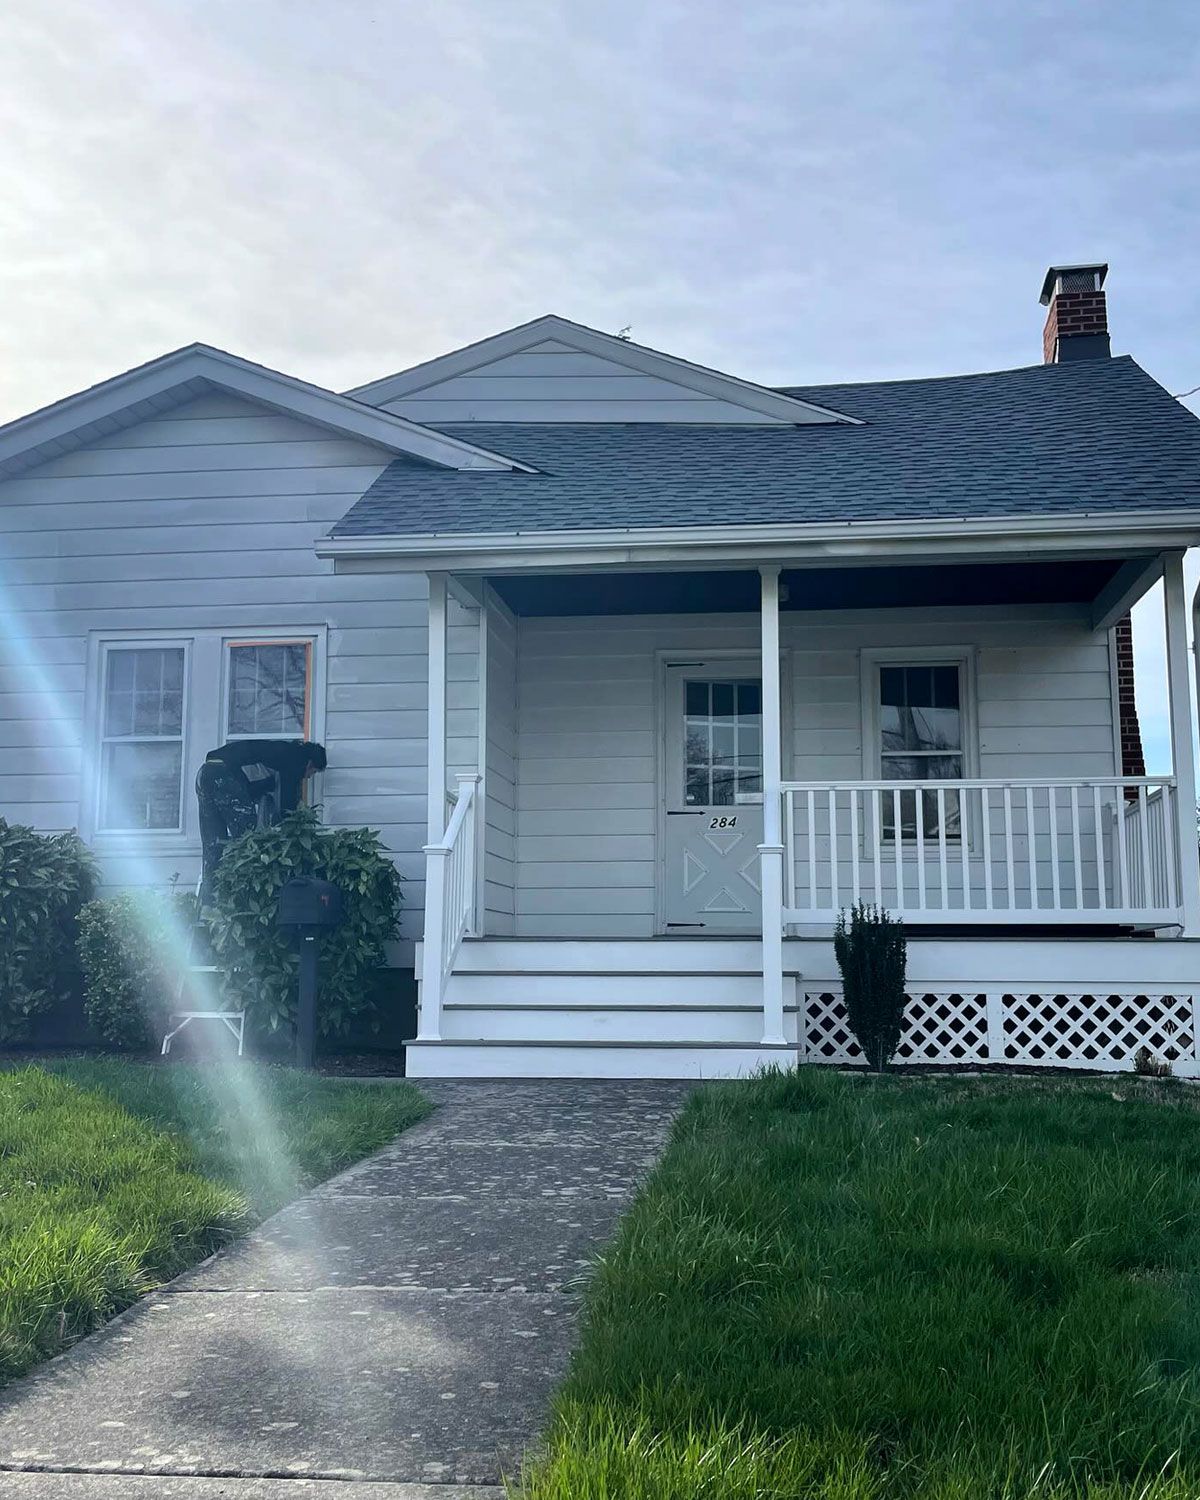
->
xmin=833 ymin=901 xmax=907 ymax=1071
xmin=204 ymin=808 xmax=402 ymax=1038
xmin=0 ymin=818 xmax=96 ymax=1042
xmin=77 ymin=888 xmax=196 ymax=1050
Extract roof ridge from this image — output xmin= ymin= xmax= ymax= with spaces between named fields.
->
xmin=776 ymin=355 xmax=1136 ymax=396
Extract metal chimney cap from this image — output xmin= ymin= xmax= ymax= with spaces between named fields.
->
xmin=1040 ymin=263 xmax=1108 ymax=305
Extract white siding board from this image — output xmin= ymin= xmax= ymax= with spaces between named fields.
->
xmin=382 ymin=345 xmax=792 ymax=424
xmin=510 ymin=606 xmax=1119 ymax=936
xmin=0 ymin=391 xmax=450 ymax=943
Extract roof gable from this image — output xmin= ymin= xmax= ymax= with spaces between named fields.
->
xmin=0 ymin=344 xmax=533 ymax=482
xmin=346 ymin=315 xmax=860 ymax=426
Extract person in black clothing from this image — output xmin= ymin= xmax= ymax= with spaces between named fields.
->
xmin=196 ymin=740 xmax=327 ymax=906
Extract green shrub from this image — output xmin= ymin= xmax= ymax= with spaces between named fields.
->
xmin=0 ymin=818 xmax=96 ymax=1042
xmin=77 ymin=888 xmax=196 ymax=1050
xmin=833 ymin=901 xmax=907 ymax=1070
xmin=204 ymin=808 xmax=402 ymax=1038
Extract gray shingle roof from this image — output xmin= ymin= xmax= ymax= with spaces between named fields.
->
xmin=332 ymin=356 xmax=1200 ymax=539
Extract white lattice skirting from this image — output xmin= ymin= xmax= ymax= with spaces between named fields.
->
xmin=804 ymin=989 xmax=1200 ymax=1074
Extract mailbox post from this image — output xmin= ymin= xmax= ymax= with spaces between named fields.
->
xmin=277 ymin=877 xmax=344 ymax=1069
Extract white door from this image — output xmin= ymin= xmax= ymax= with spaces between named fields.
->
xmin=662 ymin=661 xmax=764 ymax=932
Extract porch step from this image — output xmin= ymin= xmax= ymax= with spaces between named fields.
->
xmin=448 ymin=937 xmax=791 ymax=976
xmin=442 ymin=970 xmax=791 ymax=1008
xmin=405 ymin=1039 xmax=798 ymax=1081
xmin=441 ymin=999 xmax=801 ymax=1045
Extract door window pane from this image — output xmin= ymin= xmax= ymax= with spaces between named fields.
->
xmin=99 ymin=646 xmax=186 ymax=831
xmin=227 ymin=642 xmax=311 ymax=738
xmin=683 ymin=678 xmax=763 ymax=807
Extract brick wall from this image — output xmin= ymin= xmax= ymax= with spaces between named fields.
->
xmin=1114 ymin=613 xmax=1146 ymax=778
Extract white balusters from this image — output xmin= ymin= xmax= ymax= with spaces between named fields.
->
xmin=781 ymin=777 xmax=1179 ymax=927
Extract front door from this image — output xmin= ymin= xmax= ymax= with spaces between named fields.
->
xmin=662 ymin=661 xmax=764 ymax=932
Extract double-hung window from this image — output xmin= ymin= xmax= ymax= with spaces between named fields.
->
xmin=98 ymin=644 xmax=187 ymax=832
xmin=874 ymin=660 xmax=968 ymax=840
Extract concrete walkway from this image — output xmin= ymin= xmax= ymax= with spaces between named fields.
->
xmin=0 ymin=1080 xmax=692 ymax=1499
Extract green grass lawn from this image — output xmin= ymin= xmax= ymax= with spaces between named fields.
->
xmin=0 ymin=1060 xmax=429 ymax=1385
xmin=517 ymin=1069 xmax=1200 ymax=1500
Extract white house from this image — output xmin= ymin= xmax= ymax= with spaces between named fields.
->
xmin=4 ymin=263 xmax=1200 ymax=1078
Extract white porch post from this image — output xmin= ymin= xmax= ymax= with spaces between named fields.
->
xmin=419 ymin=571 xmax=450 ymax=1040
xmin=426 ymin=572 xmax=448 ymax=842
xmin=759 ymin=565 xmax=787 ymax=1047
xmin=1163 ymin=552 xmax=1200 ymax=933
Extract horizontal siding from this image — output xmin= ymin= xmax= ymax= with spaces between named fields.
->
xmin=383 ymin=341 xmax=790 ymax=424
xmin=0 ymin=391 xmax=439 ymax=950
xmin=512 ymin=605 xmax=1119 ymax=938
xmin=482 ymin=590 xmax=518 ymax=934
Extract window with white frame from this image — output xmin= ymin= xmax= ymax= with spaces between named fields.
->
xmin=875 ymin=661 xmax=967 ymax=840
xmin=224 ymin=639 xmax=313 ymax=740
xmin=98 ymin=644 xmax=187 ymax=831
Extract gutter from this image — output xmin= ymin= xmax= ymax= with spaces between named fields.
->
xmin=316 ymin=508 xmax=1200 ymax=571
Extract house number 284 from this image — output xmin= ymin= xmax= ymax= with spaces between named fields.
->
xmin=709 ymin=815 xmax=738 ymax=830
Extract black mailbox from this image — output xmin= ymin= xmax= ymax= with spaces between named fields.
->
xmin=278 ymin=877 xmax=343 ymax=930
xmin=277 ymin=878 xmax=344 ymax=1071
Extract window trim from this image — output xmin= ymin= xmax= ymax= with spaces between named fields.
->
xmin=94 ymin=637 xmax=192 ymax=837
xmin=84 ymin=624 xmax=327 ymax=848
xmin=221 ymin=635 xmax=316 ymax=743
xmin=860 ymin=646 xmax=979 ymax=782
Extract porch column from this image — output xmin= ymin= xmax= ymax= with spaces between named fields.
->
xmin=419 ymin=571 xmax=450 ymax=1043
xmin=426 ymin=572 xmax=448 ymax=842
xmin=1163 ymin=552 xmax=1200 ymax=933
xmin=759 ymin=565 xmax=787 ymax=1046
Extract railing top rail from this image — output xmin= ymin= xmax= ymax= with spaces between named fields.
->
xmin=431 ymin=776 xmax=476 ymax=850
xmin=781 ymin=776 xmax=1176 ymax=792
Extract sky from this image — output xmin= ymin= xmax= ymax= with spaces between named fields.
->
xmin=1 ymin=0 xmax=1198 ymax=768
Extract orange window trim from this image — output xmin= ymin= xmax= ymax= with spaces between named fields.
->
xmin=226 ymin=639 xmax=313 ymax=738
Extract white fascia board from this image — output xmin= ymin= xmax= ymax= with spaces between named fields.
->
xmin=0 ymin=344 xmax=534 ymax=477
xmin=317 ymin=509 xmax=1200 ymax=573
xmin=345 ymin=314 xmax=861 ymax=426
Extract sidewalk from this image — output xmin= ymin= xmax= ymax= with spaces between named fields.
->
xmin=0 ymin=1080 xmax=692 ymax=1497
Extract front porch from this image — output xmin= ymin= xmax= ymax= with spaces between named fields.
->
xmin=407 ymin=549 xmax=1200 ymax=1078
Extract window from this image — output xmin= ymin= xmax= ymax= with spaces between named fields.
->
xmin=684 ymin=678 xmax=762 ymax=807
xmin=877 ymin=662 xmax=965 ymax=839
xmin=225 ymin=640 xmax=312 ymax=740
xmin=99 ymin=645 xmax=186 ymax=831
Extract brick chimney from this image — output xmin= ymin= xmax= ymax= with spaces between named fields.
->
xmin=1040 ymin=263 xmax=1110 ymax=363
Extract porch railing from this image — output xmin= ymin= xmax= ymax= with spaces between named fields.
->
xmin=418 ymin=773 xmax=481 ymax=1039
xmin=782 ymin=777 xmax=1181 ymax=926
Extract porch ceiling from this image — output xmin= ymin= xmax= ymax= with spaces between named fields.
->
xmin=489 ymin=558 xmax=1125 ymax=617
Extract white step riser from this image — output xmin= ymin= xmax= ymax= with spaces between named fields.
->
xmin=442 ymin=972 xmax=771 ymax=1008
xmin=405 ymin=1042 xmax=798 ymax=1080
xmin=440 ymin=1006 xmax=800 ymax=1045
xmin=433 ymin=938 xmax=774 ymax=976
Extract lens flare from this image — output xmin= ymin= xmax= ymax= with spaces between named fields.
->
xmin=0 ymin=586 xmax=302 ymax=1212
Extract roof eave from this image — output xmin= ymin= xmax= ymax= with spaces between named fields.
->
xmin=317 ymin=509 xmax=1200 ymax=573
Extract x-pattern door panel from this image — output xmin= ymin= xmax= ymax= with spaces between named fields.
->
xmin=663 ymin=661 xmax=763 ymax=932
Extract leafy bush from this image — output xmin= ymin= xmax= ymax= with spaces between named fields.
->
xmin=77 ymin=887 xmax=197 ymax=1050
xmin=204 ymin=808 xmax=402 ymax=1037
xmin=0 ymin=818 xmax=96 ymax=1042
xmin=833 ymin=901 xmax=907 ymax=1071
